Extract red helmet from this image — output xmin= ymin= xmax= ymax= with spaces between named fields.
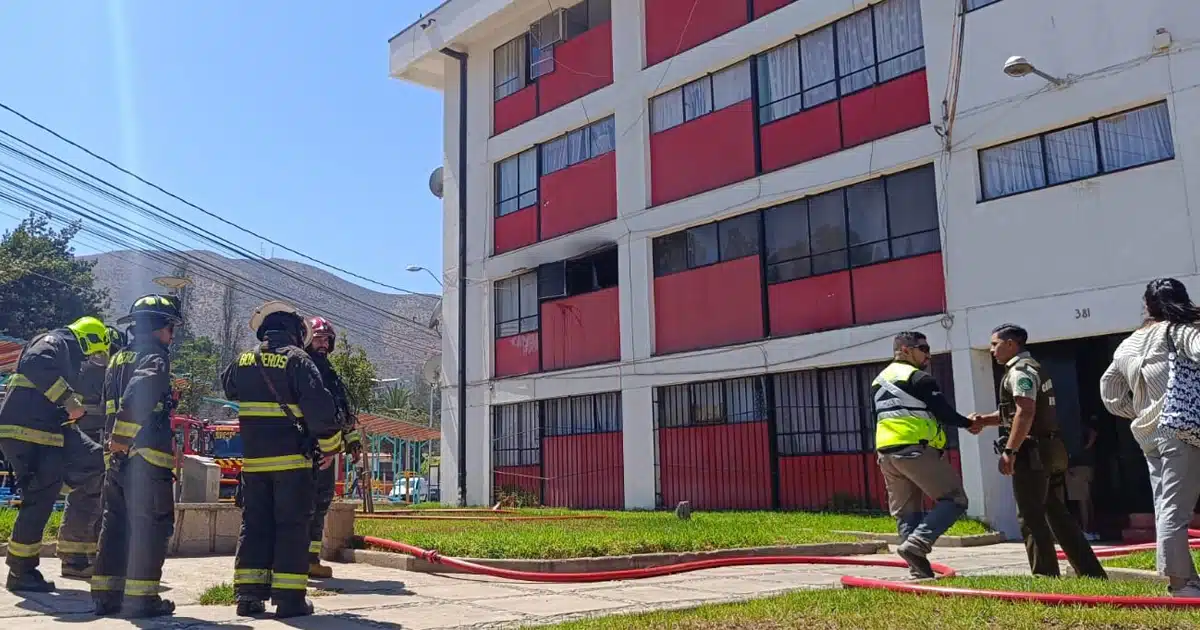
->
xmin=307 ymin=316 xmax=336 ymax=350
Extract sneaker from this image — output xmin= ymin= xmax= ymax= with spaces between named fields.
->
xmin=896 ymin=540 xmax=935 ymax=580
xmin=6 ymin=569 xmax=55 ymax=593
xmin=308 ymin=562 xmax=333 ymax=579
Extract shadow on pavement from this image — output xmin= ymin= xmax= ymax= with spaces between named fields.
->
xmin=275 ymin=612 xmax=404 ymax=629
xmin=11 ymin=585 xmax=253 ymax=628
xmin=308 ymin=576 xmax=412 ymax=596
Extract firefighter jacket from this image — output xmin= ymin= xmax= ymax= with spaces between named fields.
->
xmin=310 ymin=352 xmax=359 ymax=448
xmin=0 ymin=328 xmax=85 ymax=447
xmin=76 ymin=359 xmax=108 ymax=435
xmin=104 ymin=335 xmax=175 ymax=469
xmin=221 ymin=331 xmax=342 ymax=474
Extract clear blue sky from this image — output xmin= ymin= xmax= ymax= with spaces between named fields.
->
xmin=0 ymin=0 xmax=446 ymax=295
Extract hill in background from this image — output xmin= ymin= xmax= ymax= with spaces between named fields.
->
xmin=86 ymin=250 xmax=441 ymax=384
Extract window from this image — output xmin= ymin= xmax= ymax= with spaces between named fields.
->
xmin=773 ymin=364 xmax=883 ymax=455
xmin=495 ymin=148 xmax=538 ymax=216
xmin=494 ymin=271 xmax=539 ymax=337
xmin=541 ymin=117 xmax=616 ymax=174
xmin=979 ymin=101 xmax=1174 ymax=200
xmin=963 ymin=0 xmax=1002 ymax=11
xmin=544 ymin=392 xmax=621 ymax=436
xmin=763 ymin=164 xmax=938 ymax=282
xmin=494 ymin=36 xmax=528 ymax=101
xmin=650 ymin=61 xmax=752 ymax=133
xmin=492 ymin=402 xmax=540 ymax=467
xmin=755 ymin=0 xmax=923 ymax=124
xmin=652 ymin=212 xmax=761 ymax=277
xmin=529 ymin=0 xmax=611 ymax=79
xmin=538 ymin=248 xmax=619 ymax=299
xmin=655 ymin=377 xmax=767 ymax=429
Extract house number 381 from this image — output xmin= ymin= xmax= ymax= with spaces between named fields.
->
xmin=1075 ymin=308 xmax=1091 ymax=319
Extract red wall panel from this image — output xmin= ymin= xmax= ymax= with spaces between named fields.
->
xmin=538 ymin=23 xmax=614 ymax=114
xmin=767 ymin=271 xmax=853 ymax=337
xmin=543 ymin=432 xmax=624 ymax=509
xmin=494 ymin=205 xmax=538 ymax=255
xmin=654 ymin=256 xmax=763 ymax=355
xmin=494 ymin=85 xmax=537 ymax=136
xmin=851 ymin=253 xmax=945 ymax=325
xmin=494 ymin=465 xmax=542 ymax=501
xmin=650 ymin=100 xmax=756 ymax=206
xmin=779 ymin=454 xmax=876 ymax=511
xmin=644 ymin=0 xmax=748 ymax=67
xmin=541 ymin=287 xmax=620 ymax=371
xmin=539 ymin=151 xmax=617 ymax=239
xmin=753 ymin=0 xmax=795 ymax=18
xmin=494 ymin=332 xmax=540 ymax=378
xmin=658 ymin=422 xmax=772 ymax=510
xmin=839 ymin=70 xmax=930 ymax=148
xmin=759 ymin=101 xmax=842 ymax=173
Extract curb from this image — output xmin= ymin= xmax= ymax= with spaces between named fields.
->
xmin=834 ymin=530 xmax=1007 ymax=548
xmin=344 ymin=541 xmax=889 ymax=574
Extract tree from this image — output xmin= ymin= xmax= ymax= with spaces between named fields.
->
xmin=0 ymin=213 xmax=108 ymax=339
xmin=329 ymin=339 xmax=377 ymax=415
xmin=173 ymin=336 xmax=220 ymax=416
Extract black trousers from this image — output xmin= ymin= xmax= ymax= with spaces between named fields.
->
xmin=1011 ymin=438 xmax=1107 ymax=579
xmin=58 ymin=426 xmax=105 ymax=566
xmin=91 ymin=455 xmax=175 ymax=604
xmin=309 ymin=463 xmax=336 ymax=563
xmin=234 ymin=468 xmax=314 ymax=603
xmin=0 ymin=438 xmax=64 ymax=572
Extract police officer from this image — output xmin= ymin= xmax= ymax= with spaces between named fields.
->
xmin=0 ymin=316 xmax=110 ymax=592
xmin=57 ymin=325 xmax=125 ymax=579
xmin=222 ymin=301 xmax=341 ymax=618
xmin=873 ymin=331 xmax=976 ymax=579
xmin=91 ymin=296 xmax=183 ymax=618
xmin=304 ymin=316 xmax=361 ymax=579
xmin=973 ymin=323 xmax=1107 ymax=579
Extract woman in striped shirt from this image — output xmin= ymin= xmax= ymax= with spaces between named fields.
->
xmin=1101 ymin=278 xmax=1200 ymax=598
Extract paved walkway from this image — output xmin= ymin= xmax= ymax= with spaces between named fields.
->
xmin=0 ymin=545 xmax=1035 ymax=629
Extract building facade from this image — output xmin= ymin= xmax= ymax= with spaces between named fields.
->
xmin=390 ymin=0 xmax=1200 ymax=537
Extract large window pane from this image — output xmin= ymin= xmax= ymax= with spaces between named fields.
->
xmin=712 ymin=61 xmax=752 ymax=111
xmin=836 ymin=10 xmax=876 ymax=94
xmin=494 ymin=37 xmax=526 ymax=101
xmin=808 ymin=190 xmax=847 ymax=255
xmin=495 ymin=276 xmax=521 ymax=336
xmin=847 ymin=179 xmax=888 ymax=246
xmin=653 ymin=232 xmax=688 ymax=276
xmin=980 ymin=137 xmax=1046 ymax=199
xmin=497 ymin=156 xmax=519 ymax=208
xmin=590 ymin=117 xmax=616 ymax=156
xmin=682 ymin=77 xmax=713 ymax=121
xmin=719 ymin=213 xmax=760 ymax=260
xmin=541 ymin=136 xmax=569 ymax=174
xmin=758 ymin=41 xmax=802 ymax=123
xmin=764 ymin=200 xmax=810 ymax=264
xmin=725 ymin=378 xmax=765 ymax=423
xmin=686 ymin=223 xmax=719 ymax=267
xmin=1044 ymin=123 xmax=1098 ymax=184
xmin=567 ymin=128 xmax=590 ymax=165
xmin=650 ymin=90 xmax=684 ymax=133
xmin=1099 ymin=102 xmax=1175 ymax=171
xmin=800 ymin=27 xmax=838 ymax=107
xmin=874 ymin=0 xmax=925 ymax=81
xmin=891 ymin=231 xmax=940 ymax=258
xmin=519 ymin=271 xmax=539 ymax=332
xmin=886 ymin=165 xmax=938 ymax=237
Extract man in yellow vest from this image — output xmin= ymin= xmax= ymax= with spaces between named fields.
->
xmin=873 ymin=331 xmax=980 ymax=579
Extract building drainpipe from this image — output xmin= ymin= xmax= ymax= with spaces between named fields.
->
xmin=439 ymin=47 xmax=469 ymax=507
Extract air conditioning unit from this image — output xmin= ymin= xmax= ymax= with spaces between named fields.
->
xmin=530 ymin=9 xmax=566 ymax=49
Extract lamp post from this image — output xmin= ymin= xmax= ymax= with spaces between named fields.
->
xmin=1002 ymin=55 xmax=1066 ymax=86
xmin=405 ymin=265 xmax=443 ymax=288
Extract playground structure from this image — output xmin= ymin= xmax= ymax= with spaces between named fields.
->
xmin=339 ymin=413 xmax=441 ymax=511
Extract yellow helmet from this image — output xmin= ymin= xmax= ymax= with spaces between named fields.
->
xmin=66 ymin=316 xmax=111 ymax=357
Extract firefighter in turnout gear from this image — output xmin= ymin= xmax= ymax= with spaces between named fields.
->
xmin=222 ymin=301 xmax=341 ymax=618
xmin=57 ymin=325 xmax=126 ymax=579
xmin=304 ymin=316 xmax=360 ymax=579
xmin=0 ymin=316 xmax=110 ymax=593
xmin=91 ymin=296 xmax=183 ymax=618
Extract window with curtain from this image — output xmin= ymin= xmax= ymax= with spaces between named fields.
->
xmin=979 ymin=101 xmax=1174 ymax=200
xmin=494 ymin=36 xmax=527 ymax=101
xmin=541 ymin=117 xmax=616 ymax=175
xmin=873 ymin=0 xmax=925 ymax=82
xmin=494 ymin=271 xmax=539 ymax=338
xmin=757 ymin=40 xmax=803 ymax=124
xmin=492 ymin=402 xmax=540 ymax=466
xmin=495 ymin=148 xmax=539 ymax=216
xmin=651 ymin=211 xmax=761 ymax=277
xmin=650 ymin=61 xmax=751 ymax=134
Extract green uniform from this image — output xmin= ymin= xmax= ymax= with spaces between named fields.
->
xmin=1000 ymin=351 xmax=1105 ymax=579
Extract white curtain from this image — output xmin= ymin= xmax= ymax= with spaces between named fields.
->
xmin=541 ymin=136 xmax=570 ymax=174
xmin=496 ymin=156 xmax=521 ymax=215
xmin=650 ymin=90 xmax=684 ymax=133
xmin=567 ymin=127 xmax=590 ymax=164
xmin=518 ymin=271 xmax=539 ymax=332
xmin=712 ymin=60 xmax=752 ymax=111
xmin=874 ymin=0 xmax=925 ymax=81
xmin=1044 ymin=123 xmax=1098 ymax=185
xmin=758 ymin=41 xmax=802 ymax=123
xmin=494 ymin=38 xmax=525 ymax=100
xmin=682 ymin=77 xmax=713 ymax=122
xmin=836 ymin=10 xmax=876 ymax=94
xmin=494 ymin=276 xmax=521 ymax=336
xmin=980 ymin=136 xmax=1046 ymax=199
xmin=518 ymin=149 xmax=538 ymax=208
xmin=800 ymin=26 xmax=838 ymax=107
xmin=590 ymin=117 xmax=616 ymax=155
xmin=1099 ymin=102 xmax=1175 ymax=171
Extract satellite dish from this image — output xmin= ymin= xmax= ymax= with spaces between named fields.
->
xmin=429 ymin=166 xmax=444 ymax=199
xmin=422 ymin=354 xmax=442 ymax=386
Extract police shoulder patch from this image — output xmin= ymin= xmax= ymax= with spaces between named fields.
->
xmin=1016 ymin=376 xmax=1034 ymax=391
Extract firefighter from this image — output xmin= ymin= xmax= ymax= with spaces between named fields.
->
xmin=57 ymin=325 xmax=126 ymax=579
xmin=304 ymin=316 xmax=361 ymax=578
xmin=90 ymin=296 xmax=182 ymax=618
xmin=0 ymin=316 xmax=110 ymax=593
xmin=222 ymin=301 xmax=341 ymax=618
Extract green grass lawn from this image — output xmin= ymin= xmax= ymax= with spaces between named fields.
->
xmin=1103 ymin=550 xmax=1200 ymax=573
xmin=0 ymin=509 xmax=61 ymax=542
xmin=355 ymin=510 xmax=989 ymax=559
xmin=542 ymin=577 xmax=1196 ymax=629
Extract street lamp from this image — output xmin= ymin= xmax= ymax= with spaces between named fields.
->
xmin=1002 ymin=55 xmax=1065 ymax=86
xmin=405 ymin=265 xmax=443 ymax=288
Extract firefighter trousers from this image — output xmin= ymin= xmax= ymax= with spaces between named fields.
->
xmin=0 ymin=438 xmax=64 ymax=573
xmin=234 ymin=468 xmax=315 ymax=604
xmin=308 ymin=463 xmax=336 ymax=563
xmin=91 ymin=455 xmax=175 ymax=606
xmin=58 ymin=426 xmax=105 ymax=567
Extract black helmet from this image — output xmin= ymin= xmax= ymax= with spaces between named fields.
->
xmin=118 ymin=294 xmax=183 ymax=329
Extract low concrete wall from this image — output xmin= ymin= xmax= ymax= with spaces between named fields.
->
xmin=835 ymin=530 xmax=1009 ymax=548
xmin=178 ymin=455 xmax=221 ymax=503
xmin=168 ymin=502 xmax=242 ymax=556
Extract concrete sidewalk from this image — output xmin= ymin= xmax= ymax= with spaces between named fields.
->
xmin=0 ymin=545 xmax=1034 ymax=629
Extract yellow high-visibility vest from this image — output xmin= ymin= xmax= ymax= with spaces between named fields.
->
xmin=872 ymin=362 xmax=946 ymax=450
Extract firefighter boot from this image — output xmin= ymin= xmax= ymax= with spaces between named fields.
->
xmin=6 ymin=568 xmax=55 ymax=593
xmin=274 ymin=598 xmax=315 ymax=619
xmin=126 ymin=597 xmax=175 ymax=619
xmin=93 ymin=595 xmax=122 ymax=617
xmin=308 ymin=561 xmax=333 ymax=579
xmin=61 ymin=561 xmax=94 ymax=580
xmin=236 ymin=598 xmax=267 ymax=617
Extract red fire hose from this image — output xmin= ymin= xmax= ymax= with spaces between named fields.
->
xmin=359 ymin=529 xmax=1200 ymax=607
